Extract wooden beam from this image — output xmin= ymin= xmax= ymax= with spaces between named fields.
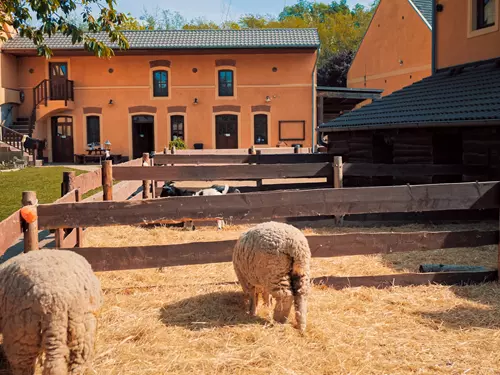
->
xmin=113 ymin=163 xmax=333 ymax=181
xmin=37 ymin=182 xmax=500 ymax=230
xmin=313 ymin=271 xmax=498 ymax=290
xmin=22 ymin=191 xmax=38 ymax=252
xmin=318 ymin=96 xmax=324 ymax=126
xmin=73 ymin=169 xmax=102 ymax=194
xmin=0 ymin=210 xmax=22 ymax=255
xmin=153 ymin=153 xmax=333 ymax=165
xmin=62 ymin=230 xmax=499 ymax=272
xmin=102 ymin=160 xmax=113 ymax=201
xmin=343 ymin=163 xmax=484 ymax=177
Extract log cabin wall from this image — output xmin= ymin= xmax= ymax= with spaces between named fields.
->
xmin=326 ymin=126 xmax=500 ymax=187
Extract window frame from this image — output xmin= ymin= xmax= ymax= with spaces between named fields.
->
xmin=86 ymin=115 xmax=101 ymax=147
xmin=170 ymin=115 xmax=185 ymax=142
xmin=218 ymin=69 xmax=234 ymax=97
xmin=253 ymin=114 xmax=269 ymax=146
xmin=152 ymin=70 xmax=169 ymax=97
xmin=468 ymin=0 xmax=499 ymax=38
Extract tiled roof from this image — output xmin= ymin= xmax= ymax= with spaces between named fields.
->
xmin=1 ymin=29 xmax=320 ymax=51
xmin=409 ymin=0 xmax=433 ymax=27
xmin=319 ymin=60 xmax=500 ymax=132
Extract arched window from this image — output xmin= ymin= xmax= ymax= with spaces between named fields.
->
xmin=86 ymin=116 xmax=100 ymax=147
xmin=171 ymin=115 xmax=185 ymax=141
xmin=153 ymin=70 xmax=168 ymax=97
xmin=218 ymin=70 xmax=234 ymax=97
xmin=254 ymin=114 xmax=268 ymax=145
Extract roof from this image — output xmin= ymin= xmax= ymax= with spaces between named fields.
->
xmin=317 ymin=86 xmax=383 ymax=100
xmin=319 ymin=60 xmax=500 ymax=132
xmin=317 ymin=86 xmax=383 ymax=94
xmin=1 ymin=29 xmax=320 ymax=51
xmin=408 ymin=0 xmax=433 ymax=28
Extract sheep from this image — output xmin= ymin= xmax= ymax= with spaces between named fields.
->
xmin=0 ymin=249 xmax=103 ymax=375
xmin=210 ymin=184 xmax=241 ymax=194
xmin=232 ymin=221 xmax=311 ymax=331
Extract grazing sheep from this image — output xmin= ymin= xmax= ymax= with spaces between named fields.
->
xmin=232 ymin=221 xmax=311 ymax=331
xmin=0 ymin=250 xmax=103 ymax=375
xmin=194 ymin=184 xmax=241 ymax=196
xmin=210 ymin=184 xmax=241 ymax=194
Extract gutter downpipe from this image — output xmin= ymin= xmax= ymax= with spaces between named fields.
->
xmin=431 ymin=0 xmax=437 ymax=74
xmin=312 ymin=46 xmax=320 ymax=152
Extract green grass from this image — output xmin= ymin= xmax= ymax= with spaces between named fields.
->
xmin=0 ymin=167 xmax=86 ymax=221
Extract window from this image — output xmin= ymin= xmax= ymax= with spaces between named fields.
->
xmin=171 ymin=115 xmax=185 ymax=141
xmin=218 ymin=70 xmax=234 ymax=97
xmin=254 ymin=114 xmax=268 ymax=145
xmin=478 ymin=0 xmax=496 ymax=28
xmin=86 ymin=116 xmax=100 ymax=147
xmin=153 ymin=70 xmax=168 ymax=97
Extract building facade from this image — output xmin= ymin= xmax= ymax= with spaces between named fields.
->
xmin=347 ymin=0 xmax=432 ymax=97
xmin=319 ymin=0 xmax=500 ymax=186
xmin=0 ymin=29 xmax=320 ymax=162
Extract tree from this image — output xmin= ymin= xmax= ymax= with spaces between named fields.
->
xmin=0 ymin=0 xmax=129 ymax=57
xmin=317 ymin=50 xmax=354 ymax=87
xmin=140 ymin=7 xmax=186 ymax=30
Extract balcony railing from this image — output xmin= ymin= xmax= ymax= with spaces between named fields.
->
xmin=33 ymin=78 xmax=75 ymax=109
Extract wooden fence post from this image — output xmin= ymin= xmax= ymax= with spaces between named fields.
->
xmin=249 ymin=146 xmax=262 ymax=189
xmin=55 ymin=171 xmax=76 ymax=247
xmin=75 ymin=189 xmax=83 ymax=247
xmin=102 ymin=160 xmax=113 ymax=201
xmin=142 ymin=153 xmax=151 ymax=199
xmin=22 ymin=191 xmax=39 ymax=252
xmin=150 ymin=155 xmax=156 ymax=199
xmin=333 ymin=156 xmax=344 ymax=226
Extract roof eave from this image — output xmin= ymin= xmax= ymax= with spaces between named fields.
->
xmin=318 ymin=119 xmax=500 ymax=133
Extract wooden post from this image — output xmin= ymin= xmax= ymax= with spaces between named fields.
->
xmin=102 ymin=160 xmax=113 ymax=201
xmin=333 ymin=156 xmax=344 ymax=226
xmin=56 ymin=171 xmax=76 ymax=245
xmin=75 ymin=189 xmax=83 ymax=247
xmin=22 ymin=191 xmax=39 ymax=252
xmin=249 ymin=145 xmax=262 ymax=189
xmin=142 ymin=152 xmax=151 ymax=199
xmin=294 ymin=145 xmax=300 ymax=154
xmin=150 ymin=156 xmax=156 ymax=199
xmin=318 ymin=96 xmax=324 ymax=126
xmin=164 ymin=146 xmax=168 ymax=154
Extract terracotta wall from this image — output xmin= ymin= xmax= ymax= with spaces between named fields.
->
xmin=436 ymin=0 xmax=500 ymax=69
xmin=347 ymin=0 xmax=432 ymax=96
xmin=14 ymin=51 xmax=316 ymax=160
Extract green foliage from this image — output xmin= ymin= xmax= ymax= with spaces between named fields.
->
xmin=169 ymin=138 xmax=187 ymax=150
xmin=0 ymin=0 xmax=130 ymax=58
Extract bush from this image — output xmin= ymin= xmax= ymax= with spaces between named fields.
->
xmin=168 ymin=138 xmax=187 ymax=150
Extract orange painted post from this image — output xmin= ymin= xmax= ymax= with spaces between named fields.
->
xmin=22 ymin=191 xmax=39 ymax=252
xmin=102 ymin=160 xmax=113 ymax=201
xmin=333 ymin=156 xmax=344 ymax=226
xmin=142 ymin=153 xmax=151 ymax=199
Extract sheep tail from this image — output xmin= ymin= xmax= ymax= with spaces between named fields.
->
xmin=290 ymin=254 xmax=310 ymax=332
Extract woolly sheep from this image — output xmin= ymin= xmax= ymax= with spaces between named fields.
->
xmin=0 ymin=250 xmax=103 ymax=375
xmin=232 ymin=221 xmax=311 ymax=331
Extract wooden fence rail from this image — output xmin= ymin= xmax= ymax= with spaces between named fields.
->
xmin=37 ymin=181 xmax=500 ymax=230
xmin=0 ymin=210 xmax=22 ymax=256
xmin=113 ymin=163 xmax=333 ymax=181
xmin=64 ymin=230 xmax=499 ymax=272
xmin=154 ymin=153 xmax=333 ymax=165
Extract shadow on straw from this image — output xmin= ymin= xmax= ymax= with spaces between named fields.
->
xmin=159 ymin=291 xmax=267 ymax=330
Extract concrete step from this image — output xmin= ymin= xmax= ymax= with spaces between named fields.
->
xmin=16 ymin=117 xmax=30 ymax=122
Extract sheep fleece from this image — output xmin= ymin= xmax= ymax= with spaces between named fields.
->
xmin=0 ymin=250 xmax=103 ymax=375
xmin=233 ymin=221 xmax=311 ymax=330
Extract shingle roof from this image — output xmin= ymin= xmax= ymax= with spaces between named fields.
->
xmin=319 ymin=60 xmax=500 ymax=132
xmin=1 ymin=29 xmax=320 ymax=51
xmin=409 ymin=0 xmax=433 ymax=27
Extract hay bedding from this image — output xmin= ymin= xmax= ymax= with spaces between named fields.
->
xmin=31 ymin=223 xmax=500 ymax=374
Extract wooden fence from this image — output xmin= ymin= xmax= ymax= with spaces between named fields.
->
xmin=14 ymin=179 xmax=500 ymax=289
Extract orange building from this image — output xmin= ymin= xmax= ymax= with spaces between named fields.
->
xmin=319 ymin=0 xmax=500 ymax=185
xmin=0 ymin=29 xmax=319 ymax=162
xmin=347 ymin=0 xmax=432 ymax=96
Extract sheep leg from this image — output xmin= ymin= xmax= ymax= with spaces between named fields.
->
xmin=262 ymin=291 xmax=272 ymax=307
xmin=41 ymin=311 xmax=70 ymax=375
xmin=2 ymin=312 xmax=41 ymax=375
xmin=233 ymin=265 xmax=256 ymax=315
xmin=248 ymin=286 xmax=258 ymax=316
xmin=272 ymin=292 xmax=294 ymax=324
xmin=294 ymin=294 xmax=308 ymax=332
xmin=67 ymin=311 xmax=97 ymax=375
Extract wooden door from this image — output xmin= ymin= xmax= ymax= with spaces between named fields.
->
xmin=132 ymin=115 xmax=155 ymax=159
xmin=51 ymin=116 xmax=74 ymax=163
xmin=49 ymin=62 xmax=68 ymax=100
xmin=216 ymin=115 xmax=238 ymax=149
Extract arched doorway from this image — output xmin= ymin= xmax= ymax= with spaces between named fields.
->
xmin=132 ymin=115 xmax=155 ymax=159
xmin=215 ymin=114 xmax=238 ymax=149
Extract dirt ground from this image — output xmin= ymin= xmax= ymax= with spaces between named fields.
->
xmin=66 ymin=221 xmax=500 ymax=375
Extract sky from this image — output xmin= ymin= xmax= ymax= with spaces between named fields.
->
xmin=115 ymin=0 xmax=374 ymax=23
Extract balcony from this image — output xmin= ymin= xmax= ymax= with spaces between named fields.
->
xmin=33 ymin=79 xmax=75 ymax=122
